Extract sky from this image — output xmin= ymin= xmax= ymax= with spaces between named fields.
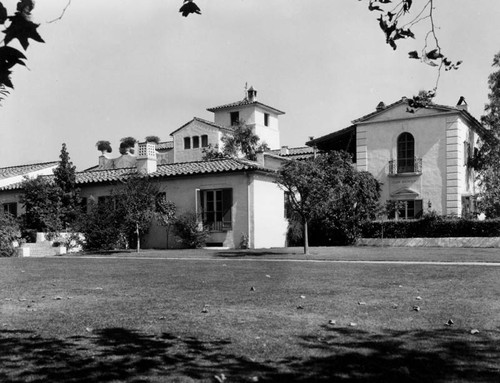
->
xmin=0 ymin=0 xmax=499 ymax=170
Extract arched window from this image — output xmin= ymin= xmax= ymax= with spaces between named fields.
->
xmin=397 ymin=132 xmax=415 ymax=173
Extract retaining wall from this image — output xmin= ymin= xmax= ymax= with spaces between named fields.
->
xmin=356 ymin=237 xmax=500 ymax=248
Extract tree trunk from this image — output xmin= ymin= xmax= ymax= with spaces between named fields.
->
xmin=136 ymin=222 xmax=140 ymax=253
xmin=303 ymin=219 xmax=309 ymax=255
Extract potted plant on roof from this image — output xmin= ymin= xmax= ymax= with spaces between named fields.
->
xmin=96 ymin=140 xmax=112 ymax=155
xmin=119 ymin=137 xmax=137 ymax=155
xmin=145 ymin=135 xmax=161 ymax=145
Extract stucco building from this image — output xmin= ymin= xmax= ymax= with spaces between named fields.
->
xmin=1 ymin=87 xmax=313 ymax=249
xmin=307 ymin=97 xmax=485 ymax=218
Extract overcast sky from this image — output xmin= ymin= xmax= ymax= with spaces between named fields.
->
xmin=0 ymin=0 xmax=499 ymax=170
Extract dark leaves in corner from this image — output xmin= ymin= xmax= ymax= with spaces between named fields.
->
xmin=0 ymin=70 xmax=14 ymax=89
xmin=3 ymin=12 xmax=45 ymax=51
xmin=0 ymin=2 xmax=7 ymax=24
xmin=179 ymin=0 xmax=201 ymax=17
xmin=0 ymin=46 xmax=27 ymax=71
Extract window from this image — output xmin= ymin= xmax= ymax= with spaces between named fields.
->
xmin=264 ymin=113 xmax=270 ymax=127
xmin=3 ymin=202 xmax=17 ymax=217
xmin=80 ymin=197 xmax=88 ymax=213
xmin=193 ymin=136 xmax=200 ymax=149
xmin=388 ymin=199 xmax=423 ymax=220
xmin=397 ymin=132 xmax=415 ymax=173
xmin=200 ymin=189 xmax=232 ymax=231
xmin=464 ymin=141 xmax=472 ymax=166
xmin=201 ymin=135 xmax=208 ymax=148
xmin=230 ymin=111 xmax=239 ymax=126
xmin=184 ymin=137 xmax=191 ymax=149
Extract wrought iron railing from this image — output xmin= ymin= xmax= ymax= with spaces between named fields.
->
xmin=388 ymin=157 xmax=422 ymax=175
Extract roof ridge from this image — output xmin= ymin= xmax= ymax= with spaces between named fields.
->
xmin=0 ymin=160 xmax=58 ymax=171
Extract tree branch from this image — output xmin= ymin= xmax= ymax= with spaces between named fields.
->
xmin=46 ymin=0 xmax=72 ymax=24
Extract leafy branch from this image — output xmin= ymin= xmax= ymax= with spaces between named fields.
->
xmin=366 ymin=0 xmax=461 ymax=97
xmin=0 ymin=0 xmax=44 ymax=104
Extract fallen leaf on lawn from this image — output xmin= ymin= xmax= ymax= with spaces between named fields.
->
xmin=18 ymin=298 xmax=27 ymax=302
xmin=265 ymin=275 xmax=271 ymax=278
xmin=85 ymin=327 xmax=93 ymax=333
xmin=296 ymin=305 xmax=304 ymax=310
xmin=214 ymin=373 xmax=226 ymax=382
xmin=398 ymin=285 xmax=403 ymax=288
xmin=445 ymin=319 xmax=454 ymax=326
xmin=158 ymin=316 xmax=166 ymax=320
xmin=412 ymin=306 xmax=420 ymax=312
xmin=54 ymin=296 xmax=62 ymax=300
xmin=300 ymin=295 xmax=306 ymax=299
xmin=328 ymin=319 xmax=336 ymax=325
xmin=250 ymin=286 xmax=256 ymax=291
xmin=202 ymin=308 xmax=208 ymax=313
xmin=392 ymin=303 xmax=399 ymax=309
xmin=222 ymin=264 xmax=227 ymax=267
xmin=358 ymin=301 xmax=366 ymax=305
xmin=5 ymin=298 xmax=12 ymax=301
xmin=416 ymin=296 xmax=422 ymax=300
xmin=349 ymin=322 xmax=357 ymax=327
xmin=471 ymin=329 xmax=480 ymax=335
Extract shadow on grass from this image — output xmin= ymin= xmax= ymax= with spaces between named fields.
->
xmin=1 ymin=327 xmax=500 ymax=382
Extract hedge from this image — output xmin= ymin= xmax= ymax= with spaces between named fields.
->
xmin=361 ymin=216 xmax=500 ymax=238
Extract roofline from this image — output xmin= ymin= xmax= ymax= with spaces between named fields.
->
xmin=306 ymin=125 xmax=357 ymax=147
xmin=0 ymin=161 xmax=58 ymax=172
xmin=207 ymin=101 xmax=285 ymax=115
xmin=169 ymin=117 xmax=231 ymax=136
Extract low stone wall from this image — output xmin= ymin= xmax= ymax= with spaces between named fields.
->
xmin=356 ymin=237 xmax=500 ymax=248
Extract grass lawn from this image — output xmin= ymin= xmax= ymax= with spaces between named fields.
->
xmin=1 ymin=248 xmax=500 ymax=382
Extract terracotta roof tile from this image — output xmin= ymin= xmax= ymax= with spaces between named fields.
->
xmin=269 ymin=146 xmax=315 ymax=160
xmin=0 ymin=161 xmax=58 ymax=180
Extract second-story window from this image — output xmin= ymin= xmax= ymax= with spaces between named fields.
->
xmin=264 ymin=113 xmax=270 ymax=127
xmin=201 ymin=135 xmax=208 ymax=147
xmin=230 ymin=111 xmax=239 ymax=126
xmin=193 ymin=136 xmax=200 ymax=149
xmin=397 ymin=132 xmax=415 ymax=173
xmin=184 ymin=137 xmax=191 ymax=149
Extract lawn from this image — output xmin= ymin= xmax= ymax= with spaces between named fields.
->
xmin=1 ymin=248 xmax=500 ymax=382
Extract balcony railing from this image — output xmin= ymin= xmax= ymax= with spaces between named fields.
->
xmin=388 ymin=157 xmax=422 ymax=176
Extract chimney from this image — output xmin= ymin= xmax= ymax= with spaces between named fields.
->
xmin=137 ymin=142 xmax=157 ymax=174
xmin=99 ymin=154 xmax=108 ymax=168
xmin=247 ymin=86 xmax=257 ymax=102
xmin=376 ymin=101 xmax=386 ymax=111
xmin=280 ymin=146 xmax=289 ymax=156
xmin=456 ymin=96 xmax=468 ymax=111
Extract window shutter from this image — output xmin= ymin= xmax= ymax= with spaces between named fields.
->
xmin=195 ymin=189 xmax=202 ymax=218
xmin=222 ymin=188 xmax=233 ymax=230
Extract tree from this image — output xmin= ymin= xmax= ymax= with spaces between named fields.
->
xmin=53 ymin=143 xmax=80 ymax=228
xmin=0 ymin=212 xmax=20 ymax=256
xmin=20 ymin=175 xmax=64 ymax=234
xmin=113 ymin=176 xmax=161 ymax=252
xmin=145 ymin=135 xmax=161 ymax=144
xmin=474 ymin=51 xmax=500 ymax=217
xmin=202 ymin=121 xmax=269 ymax=161
xmin=277 ymin=151 xmax=381 ymax=253
xmin=155 ymin=194 xmax=176 ymax=249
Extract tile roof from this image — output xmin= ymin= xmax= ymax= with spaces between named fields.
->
xmin=75 ymin=158 xmax=272 ymax=185
xmin=269 ymin=146 xmax=315 ymax=160
xmin=156 ymin=141 xmax=174 ymax=150
xmin=0 ymin=161 xmax=58 ymax=180
xmin=207 ymin=99 xmax=285 ymax=115
xmin=1 ymin=158 xmax=272 ymax=191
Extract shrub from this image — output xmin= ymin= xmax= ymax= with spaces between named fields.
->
xmin=173 ymin=212 xmax=210 ymax=249
xmin=361 ymin=216 xmax=500 ymax=238
xmin=0 ymin=214 xmax=21 ymax=257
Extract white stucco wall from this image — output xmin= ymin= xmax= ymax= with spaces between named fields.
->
xmin=79 ymin=172 xmax=251 ymax=249
xmin=0 ymin=165 xmax=57 ymax=188
xmin=356 ymin=104 xmax=475 ymax=216
xmin=172 ymin=121 xmax=223 ymax=163
xmin=213 ymin=105 xmax=281 ymax=149
xmin=250 ymin=173 xmax=287 ymax=248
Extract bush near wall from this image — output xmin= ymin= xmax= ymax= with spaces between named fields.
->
xmin=361 ymin=216 xmax=500 ymax=238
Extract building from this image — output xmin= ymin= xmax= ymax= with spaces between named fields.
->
xmin=0 ymin=161 xmax=58 ymax=217
xmin=307 ymin=97 xmax=485 ymax=218
xmin=1 ymin=87 xmax=311 ymax=249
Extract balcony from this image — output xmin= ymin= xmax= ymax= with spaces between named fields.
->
xmin=388 ymin=157 xmax=422 ymax=176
